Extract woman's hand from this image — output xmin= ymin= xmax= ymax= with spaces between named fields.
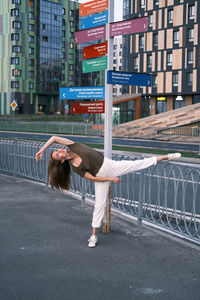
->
xmin=36 ymin=150 xmax=43 ymax=163
xmin=111 ymin=177 xmax=120 ymax=184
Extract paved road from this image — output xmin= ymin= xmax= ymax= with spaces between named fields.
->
xmin=0 ymin=174 xmax=200 ymax=300
xmin=0 ymin=131 xmax=199 ymax=152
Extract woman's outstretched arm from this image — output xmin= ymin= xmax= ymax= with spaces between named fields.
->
xmin=84 ymin=172 xmax=120 ymax=184
xmin=36 ymin=136 xmax=74 ymax=162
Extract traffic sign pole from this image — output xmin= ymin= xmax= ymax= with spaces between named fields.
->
xmin=103 ymin=0 xmax=114 ymax=234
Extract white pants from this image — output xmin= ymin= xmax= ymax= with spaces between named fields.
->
xmin=92 ymin=156 xmax=157 ymax=228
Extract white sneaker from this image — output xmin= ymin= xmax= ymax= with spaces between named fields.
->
xmin=88 ymin=235 xmax=98 ymax=248
xmin=168 ymin=153 xmax=181 ymax=161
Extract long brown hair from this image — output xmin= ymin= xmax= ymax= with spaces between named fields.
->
xmin=48 ymin=154 xmax=71 ymax=191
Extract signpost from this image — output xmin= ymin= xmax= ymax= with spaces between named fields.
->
xmin=82 ymin=56 xmax=107 ymax=73
xmin=81 ymin=10 xmax=108 ymax=30
xmin=110 ymin=16 xmax=148 ymax=37
xmin=71 ymin=101 xmax=105 ymax=114
xmin=107 ymin=70 xmax=151 ymax=86
xmin=75 ymin=25 xmax=106 ymax=44
xmin=60 ymin=87 xmax=105 ymax=100
xmin=10 ymin=100 xmax=18 ymax=111
xmin=79 ymin=0 xmax=108 ymax=16
xmin=83 ymin=41 xmax=107 ymax=60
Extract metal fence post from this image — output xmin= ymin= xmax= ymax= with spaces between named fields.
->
xmin=45 ymin=148 xmax=50 ymax=189
xmin=136 ymin=171 xmax=144 ymax=233
xmin=13 ymin=138 xmax=17 ymax=179
xmin=81 ymin=178 xmax=86 ymax=208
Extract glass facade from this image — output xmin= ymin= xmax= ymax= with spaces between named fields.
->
xmin=38 ymin=0 xmax=62 ymax=95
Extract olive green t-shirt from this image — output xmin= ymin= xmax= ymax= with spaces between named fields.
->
xmin=68 ymin=142 xmax=104 ymax=177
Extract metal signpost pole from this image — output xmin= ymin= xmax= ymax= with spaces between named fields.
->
xmin=103 ymin=0 xmax=114 ymax=233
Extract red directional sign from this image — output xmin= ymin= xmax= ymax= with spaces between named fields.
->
xmin=110 ymin=16 xmax=148 ymax=37
xmin=71 ymin=101 xmax=105 ymax=114
xmin=83 ymin=41 xmax=107 ymax=60
xmin=79 ymin=0 xmax=108 ymax=17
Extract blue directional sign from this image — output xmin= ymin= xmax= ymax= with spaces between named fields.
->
xmin=107 ymin=70 xmax=152 ymax=87
xmin=81 ymin=11 xmax=108 ymax=30
xmin=60 ymin=87 xmax=105 ymax=100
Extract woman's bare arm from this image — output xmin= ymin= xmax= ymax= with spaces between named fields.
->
xmin=36 ymin=136 xmax=74 ymax=162
xmin=84 ymin=172 xmax=120 ymax=184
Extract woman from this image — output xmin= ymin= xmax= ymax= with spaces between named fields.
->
xmin=36 ymin=136 xmax=181 ymax=248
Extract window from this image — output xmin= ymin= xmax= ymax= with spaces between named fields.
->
xmin=42 ymin=36 xmax=48 ymax=42
xmin=113 ymin=52 xmax=116 ymax=57
xmin=152 ymin=75 xmax=157 ymax=87
xmin=119 ymin=66 xmax=122 ymax=71
xmin=133 ymin=57 xmax=138 ymax=68
xmin=187 ymin=72 xmax=193 ymax=86
xmin=11 ymin=81 xmax=19 ymax=88
xmin=153 ymin=33 xmax=158 ymax=47
xmin=62 ymin=30 xmax=65 ymax=37
xmin=147 ymin=55 xmax=152 ymax=68
xmin=120 ymin=58 xmax=122 ymax=63
xmin=70 ymin=21 xmax=74 ymax=27
xmin=62 ymin=52 xmax=65 ymax=59
xmin=113 ymin=59 xmax=117 ymax=64
xmin=168 ymin=9 xmax=173 ymax=23
xmin=139 ymin=36 xmax=144 ymax=49
xmin=12 ymin=69 xmax=21 ymax=76
xmin=62 ymin=42 xmax=65 ymax=48
xmin=69 ymin=10 xmax=74 ymax=17
xmin=61 ymin=74 xmax=65 ymax=81
xmin=11 ymin=9 xmax=19 ymax=16
xmin=119 ymin=51 xmax=122 ymax=56
xmin=29 ymin=47 xmax=34 ymax=55
xmin=188 ymin=5 xmax=195 ymax=20
xmin=29 ymin=12 xmax=34 ymax=19
xmin=11 ymin=33 xmax=19 ymax=41
xmin=29 ymin=71 xmax=34 ymax=78
xmin=187 ymin=50 xmax=193 ymax=64
xmin=140 ymin=0 xmax=145 ymax=8
xmin=173 ymin=30 xmax=179 ymax=44
xmin=29 ymin=0 xmax=34 ymax=8
xmin=29 ymin=35 xmax=34 ymax=43
xmin=167 ymin=53 xmax=172 ymax=66
xmin=113 ymin=45 xmax=117 ymax=50
xmin=69 ymin=64 xmax=73 ymax=71
xmin=70 ymin=43 xmax=74 ymax=49
xmin=29 ymin=82 xmax=34 ymax=89
xmin=12 ymin=0 xmax=21 ymax=4
xmin=29 ymin=24 xmax=34 ymax=31
xmin=188 ymin=28 xmax=194 ymax=42
xmin=70 ymin=32 xmax=74 ymax=38
xmin=29 ymin=59 xmax=34 ymax=66
xmin=69 ymin=54 xmax=74 ymax=60
xmin=69 ymin=75 xmax=73 ymax=81
xmin=13 ymin=21 xmax=21 ymax=29
xmin=120 ymin=44 xmax=122 ymax=48
xmin=11 ymin=57 xmax=19 ymax=64
xmin=149 ymin=14 xmax=153 ymax=27
xmin=42 ymin=24 xmax=46 ymax=30
xmin=12 ymin=45 xmax=21 ymax=53
xmin=62 ymin=63 xmax=65 ymax=70
xmin=62 ymin=19 xmax=65 ymax=26
xmin=54 ymin=15 xmax=58 ymax=21
xmin=172 ymin=73 xmax=178 ymax=86
xmin=154 ymin=0 xmax=159 ymax=6
xmin=62 ymin=8 xmax=65 ymax=15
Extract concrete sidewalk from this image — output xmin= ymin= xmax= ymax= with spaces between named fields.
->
xmin=0 ymin=175 xmax=200 ymax=300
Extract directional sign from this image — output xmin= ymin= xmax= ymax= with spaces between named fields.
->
xmin=79 ymin=0 xmax=108 ymax=17
xmin=60 ymin=87 xmax=105 ymax=100
xmin=107 ymin=70 xmax=151 ymax=87
xmin=110 ymin=16 xmax=148 ymax=37
xmin=81 ymin=11 xmax=108 ymax=30
xmin=71 ymin=101 xmax=105 ymax=114
xmin=82 ymin=56 xmax=107 ymax=73
xmin=10 ymin=100 xmax=18 ymax=111
xmin=83 ymin=41 xmax=107 ymax=60
xmin=75 ymin=25 xmax=106 ymax=44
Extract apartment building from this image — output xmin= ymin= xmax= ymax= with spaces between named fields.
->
xmin=122 ymin=0 xmax=200 ymax=117
xmin=113 ymin=36 xmax=123 ymax=97
xmin=0 ymin=0 xmax=79 ymax=115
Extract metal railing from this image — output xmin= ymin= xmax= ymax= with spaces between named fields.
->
xmin=0 ymin=120 xmax=199 ymax=143
xmin=0 ymin=138 xmax=200 ymax=244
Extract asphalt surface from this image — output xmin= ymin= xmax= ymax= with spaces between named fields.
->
xmin=0 ymin=131 xmax=199 ymax=152
xmin=0 ymin=174 xmax=200 ymax=300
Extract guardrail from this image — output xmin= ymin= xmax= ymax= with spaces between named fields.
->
xmin=0 ymin=138 xmax=199 ymax=244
